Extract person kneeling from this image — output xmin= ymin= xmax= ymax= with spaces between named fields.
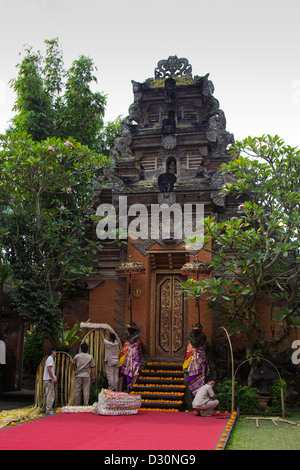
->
xmin=192 ymin=380 xmax=219 ymax=417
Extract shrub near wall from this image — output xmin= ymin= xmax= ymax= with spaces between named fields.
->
xmin=216 ymin=380 xmax=259 ymax=414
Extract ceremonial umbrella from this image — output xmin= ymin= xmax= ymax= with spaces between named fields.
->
xmin=115 ymin=255 xmax=146 ymax=323
xmin=181 ymin=256 xmax=211 ymax=323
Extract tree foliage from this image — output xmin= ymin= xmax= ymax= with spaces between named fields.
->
xmin=0 ymin=132 xmax=111 ymax=337
xmin=182 ymin=135 xmax=300 ymax=354
xmin=0 ymin=38 xmax=121 ymax=339
xmin=9 ymin=38 xmax=107 ymax=148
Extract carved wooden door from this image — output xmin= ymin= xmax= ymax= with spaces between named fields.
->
xmin=155 ymin=274 xmax=186 ymax=358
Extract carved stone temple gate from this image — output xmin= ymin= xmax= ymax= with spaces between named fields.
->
xmin=83 ymin=56 xmax=236 ymax=361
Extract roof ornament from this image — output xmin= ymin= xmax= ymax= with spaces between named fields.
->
xmin=154 ymin=55 xmax=192 ymax=79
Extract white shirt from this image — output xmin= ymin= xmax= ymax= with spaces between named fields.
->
xmin=43 ymin=355 xmax=56 ymax=381
xmin=192 ymin=384 xmax=215 ymax=408
xmin=103 ymin=338 xmax=119 ymax=363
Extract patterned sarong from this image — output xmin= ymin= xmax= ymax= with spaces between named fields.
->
xmin=120 ymin=342 xmax=142 ymax=387
xmin=183 ymin=343 xmax=195 ymax=370
xmin=187 ymin=346 xmax=210 ymax=396
xmin=119 ymin=340 xmax=130 ymax=367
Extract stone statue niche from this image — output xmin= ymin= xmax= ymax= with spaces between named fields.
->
xmin=166 ymin=157 xmax=177 ymax=175
xmin=162 ymin=109 xmax=176 ymax=136
xmin=158 ymin=156 xmax=177 ymax=192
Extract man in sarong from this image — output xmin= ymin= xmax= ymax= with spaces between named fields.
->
xmin=120 ymin=323 xmax=142 ymax=391
xmin=187 ymin=324 xmax=210 ymax=396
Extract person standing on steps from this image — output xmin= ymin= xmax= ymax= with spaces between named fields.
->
xmin=187 ymin=324 xmax=210 ymax=396
xmin=120 ymin=323 xmax=142 ymax=392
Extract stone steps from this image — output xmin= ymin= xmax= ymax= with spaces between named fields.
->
xmin=131 ymin=360 xmax=186 ymax=411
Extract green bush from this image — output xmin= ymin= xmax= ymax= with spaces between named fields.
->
xmin=268 ymin=379 xmax=287 ymax=413
xmin=216 ymin=380 xmax=259 ymax=414
xmin=238 ymin=387 xmax=259 ymax=414
xmin=216 ymin=380 xmax=234 ymax=411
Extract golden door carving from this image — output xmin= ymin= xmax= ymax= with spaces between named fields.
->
xmin=155 ymin=274 xmax=186 ymax=358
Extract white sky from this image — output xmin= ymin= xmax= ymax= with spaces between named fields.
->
xmin=1 ymin=0 xmax=300 ymax=147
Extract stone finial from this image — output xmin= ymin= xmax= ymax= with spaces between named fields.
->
xmin=155 ymin=56 xmax=192 ymax=79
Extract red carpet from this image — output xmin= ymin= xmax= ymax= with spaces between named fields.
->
xmin=0 ymin=411 xmax=231 ymax=450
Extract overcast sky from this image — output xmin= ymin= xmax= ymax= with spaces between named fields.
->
xmin=1 ymin=0 xmax=299 ymax=147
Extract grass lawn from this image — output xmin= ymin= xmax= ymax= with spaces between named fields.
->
xmin=226 ymin=411 xmax=300 ymax=450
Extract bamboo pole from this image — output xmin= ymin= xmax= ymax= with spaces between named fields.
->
xmin=218 ymin=327 xmax=235 ymax=414
xmin=81 ymin=324 xmax=122 ymax=387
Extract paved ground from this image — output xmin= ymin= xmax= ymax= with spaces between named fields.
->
xmin=0 ymin=390 xmax=34 ymax=411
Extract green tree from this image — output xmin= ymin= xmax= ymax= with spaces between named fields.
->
xmin=182 ymin=135 xmax=300 ymax=356
xmin=9 ymin=38 xmax=106 ymax=148
xmin=0 ymin=131 xmax=111 ymax=337
xmin=9 ymin=45 xmax=54 ymax=140
xmin=58 ymin=55 xmax=106 ymax=148
xmin=98 ymin=116 xmax=122 ymax=157
xmin=1 ymin=38 xmax=120 ymax=339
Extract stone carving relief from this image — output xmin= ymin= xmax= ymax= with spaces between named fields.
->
xmin=162 ymin=110 xmax=176 ymax=135
xmin=206 ymin=110 xmax=234 ymax=158
xmin=162 ymin=135 xmax=177 ymax=149
xmin=155 ymin=56 xmax=193 ymax=79
xmin=164 ymin=77 xmax=176 ymax=103
xmin=104 ymin=56 xmax=234 ymax=194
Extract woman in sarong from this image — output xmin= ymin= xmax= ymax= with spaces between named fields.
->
xmin=120 ymin=323 xmax=142 ymax=391
xmin=187 ymin=324 xmax=210 ymax=396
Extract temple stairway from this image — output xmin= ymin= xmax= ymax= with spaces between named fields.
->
xmin=130 ymin=360 xmax=186 ymax=411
